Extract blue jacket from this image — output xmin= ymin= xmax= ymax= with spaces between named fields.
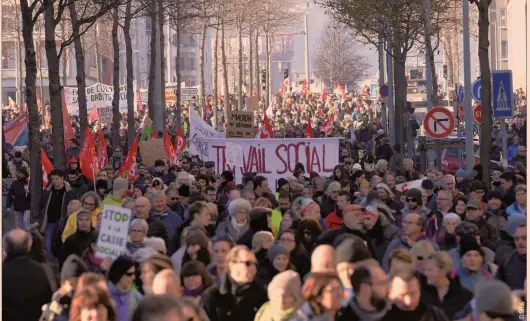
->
xmin=107 ymin=282 xmax=143 ymax=321
xmin=506 ymin=203 xmax=526 ymax=216
xmin=150 ymin=208 xmax=183 ymax=242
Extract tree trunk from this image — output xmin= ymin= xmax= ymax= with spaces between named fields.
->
xmin=38 ymin=35 xmax=45 ymax=103
xmin=69 ymin=4 xmax=88 ymax=142
xmin=148 ymin=0 xmax=157 ymax=121
xmin=124 ymin=2 xmax=135 ymax=146
xmin=392 ymin=44 xmax=407 ymax=152
xmin=111 ymin=7 xmax=121 ymax=147
xmin=249 ymin=28 xmax=253 ymax=98
xmin=213 ymin=27 xmax=219 ymax=128
xmin=15 ymin=2 xmax=23 ymax=108
xmin=255 ymin=31 xmax=260 ymax=100
xmin=19 ymin=0 xmax=42 ymax=221
xmin=200 ymin=21 xmax=207 ymax=116
xmin=158 ymin=2 xmax=166 ymax=130
xmin=444 ymin=34 xmax=454 ymax=87
xmin=61 ymin=20 xmax=67 ymax=87
xmin=477 ymin=0 xmax=492 ymax=185
xmin=237 ymin=24 xmax=243 ymax=111
xmin=175 ymin=20 xmax=182 ymax=130
xmin=221 ymin=20 xmax=229 ymax=122
xmin=425 ymin=36 xmax=438 ymax=105
xmin=44 ymin=4 xmax=66 ymax=169
xmin=265 ymin=33 xmax=270 ymax=107
xmin=95 ymin=23 xmax=102 ymax=83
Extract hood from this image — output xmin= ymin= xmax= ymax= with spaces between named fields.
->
xmin=45 ymin=181 xmax=72 ymax=192
xmin=107 ymin=281 xmax=131 ymax=297
xmin=349 ymin=297 xmax=391 ymax=321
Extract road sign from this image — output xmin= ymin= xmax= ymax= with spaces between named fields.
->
xmin=379 ymin=85 xmax=389 ymax=97
xmin=473 ymin=104 xmax=482 ymax=124
xmin=370 ymin=83 xmax=378 ymax=99
xmin=472 ymin=79 xmax=482 ymax=102
xmin=492 ymin=70 xmax=513 ymax=118
xmin=424 ymin=107 xmax=455 ymax=139
xmin=456 ymin=85 xmax=464 ymax=104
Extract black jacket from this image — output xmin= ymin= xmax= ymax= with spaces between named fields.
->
xmin=463 ymin=217 xmax=499 ymax=251
xmin=6 ymin=178 xmax=30 ymax=211
xmin=69 ymin=177 xmax=89 ymax=199
xmin=2 ymin=255 xmax=54 ymax=321
xmin=365 ymin=220 xmax=399 ymax=263
xmin=237 ymin=210 xmax=272 ymax=249
xmin=420 ymin=276 xmax=473 ymax=320
xmin=146 ymin=216 xmax=169 ymax=246
xmin=382 ymin=302 xmax=450 ymax=321
xmin=200 ymin=273 xmax=267 ymax=321
xmin=38 ymin=182 xmax=77 ymax=233
xmin=316 ymin=225 xmax=375 ymax=255
xmin=496 ymin=250 xmax=526 ymax=290
xmin=60 ymin=229 xmax=97 ymax=268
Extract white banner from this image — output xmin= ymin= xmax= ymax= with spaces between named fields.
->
xmin=189 ymin=108 xmax=226 ymax=159
xmin=95 ymin=205 xmax=132 ymax=260
xmin=64 ymin=83 xmax=130 ymax=115
xmin=204 ymin=138 xmax=340 ymax=191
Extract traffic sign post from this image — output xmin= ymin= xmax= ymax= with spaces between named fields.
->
xmin=473 ymin=104 xmax=481 ymax=124
xmin=370 ymin=83 xmax=378 ymax=100
xmin=492 ymin=70 xmax=513 ymax=119
xmin=379 ymin=85 xmax=389 ymax=98
xmin=424 ymin=107 xmax=455 ymax=139
xmin=471 ymin=79 xmax=482 ymax=102
xmin=180 ymin=87 xmax=199 ymax=101
xmin=457 ymin=85 xmax=464 ymax=104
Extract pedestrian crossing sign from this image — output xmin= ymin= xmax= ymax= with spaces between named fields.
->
xmin=492 ymin=70 xmax=513 ymax=119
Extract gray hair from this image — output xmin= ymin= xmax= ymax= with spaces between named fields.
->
xmin=326 ymin=181 xmax=340 ymax=192
xmin=228 ymin=198 xmax=252 ymax=217
xmin=149 ymin=190 xmax=166 ymax=202
xmin=130 ymin=218 xmax=149 ymax=234
xmin=375 ymin=159 xmax=388 ymax=170
xmin=80 ymin=191 xmax=102 ymax=208
xmin=122 ymin=197 xmax=135 ymax=208
xmin=443 ymin=213 xmax=462 ymax=225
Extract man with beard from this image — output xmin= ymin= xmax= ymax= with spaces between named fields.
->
xmin=321 ymin=181 xmax=341 ymax=218
xmin=325 ymin=192 xmax=353 ymax=229
xmin=67 ymin=169 xmax=89 ymax=199
xmin=271 ymin=191 xmax=291 ymax=237
xmin=253 ymin=175 xmax=279 ymax=208
xmin=336 ymin=259 xmax=391 ymax=321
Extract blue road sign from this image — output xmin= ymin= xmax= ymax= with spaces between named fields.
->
xmin=457 ymin=85 xmax=464 ymax=104
xmin=380 ymin=85 xmax=389 ymax=97
xmin=370 ymin=83 xmax=378 ymax=99
xmin=472 ymin=79 xmax=482 ymax=102
xmin=492 ymin=70 xmax=513 ymax=118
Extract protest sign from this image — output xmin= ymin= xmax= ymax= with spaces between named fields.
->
xmin=96 ymin=205 xmax=132 ymax=259
xmin=204 ymin=138 xmax=340 ymax=192
xmin=225 ymin=142 xmax=243 ymax=167
xmin=139 ymin=138 xmax=166 ymax=166
xmin=189 ymin=108 xmax=226 ymax=159
xmin=395 ymin=179 xmax=424 ymax=192
xmin=63 ymin=83 xmax=130 ymax=115
xmin=227 ymin=111 xmax=255 ymax=138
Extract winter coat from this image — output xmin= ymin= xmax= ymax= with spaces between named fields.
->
xmin=69 ymin=177 xmax=89 ymax=199
xmin=255 ymin=262 xmax=289 ymax=291
xmin=463 ymin=218 xmax=499 ymax=251
xmin=215 ymin=218 xmax=250 ymax=244
xmin=496 ymin=250 xmax=526 ymax=290
xmin=237 ymin=211 xmax=273 ymax=249
xmin=448 ymin=245 xmax=495 ymax=269
xmin=7 ymin=159 xmax=29 ymax=178
xmin=6 ymin=178 xmax=30 ymax=211
xmin=38 ymin=182 xmax=77 ymax=233
xmin=62 ymin=208 xmax=101 ymax=242
xmin=434 ymin=228 xmax=458 ymax=251
xmin=324 ymin=209 xmax=343 ymax=230
xmin=150 ymin=208 xmax=183 ymax=243
xmin=60 ymin=229 xmax=97 ymax=268
xmin=145 ymin=216 xmax=169 ymax=246
xmin=365 ymin=219 xmax=399 ymax=263
xmin=254 ymin=301 xmax=296 ymax=321
xmin=506 ymin=203 xmax=526 ymax=216
xmin=287 ymin=302 xmax=334 ymax=321
xmin=336 ymin=297 xmax=391 ymax=321
xmin=3 ymin=254 xmax=55 ymax=321
xmin=420 ymin=276 xmax=473 ymax=320
xmin=107 ymin=281 xmax=143 ymax=321
xmin=381 ymin=302 xmax=450 ymax=321
xmin=389 ymin=152 xmax=404 ymax=172
xmin=200 ymin=273 xmax=267 ymax=321
xmin=320 ymin=198 xmax=336 ymax=219
xmin=502 ymin=185 xmax=516 ymax=209
xmin=452 ymin=264 xmax=495 ymax=294
xmin=424 ymin=210 xmax=444 ymax=241
xmin=377 ymin=144 xmax=394 ymax=162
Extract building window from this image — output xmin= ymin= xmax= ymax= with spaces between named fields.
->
xmin=501 ymin=40 xmax=508 ymax=59
xmin=102 ymin=57 xmax=108 ymax=73
xmin=500 ymin=9 xmax=507 ymax=28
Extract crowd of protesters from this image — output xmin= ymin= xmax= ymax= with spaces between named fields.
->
xmin=2 ymin=87 xmax=527 ymax=321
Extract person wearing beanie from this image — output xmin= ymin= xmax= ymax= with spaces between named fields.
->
xmin=103 ymin=177 xmax=129 ymax=206
xmin=277 ymin=178 xmax=289 ymax=192
xmin=255 ymin=242 xmax=292 ymax=290
xmin=401 ymin=188 xmax=430 ymax=223
xmin=474 ymin=280 xmax=517 ymax=321
xmin=484 ymin=190 xmax=507 ymax=232
xmin=154 ymin=159 xmax=166 ymax=178
xmin=255 ymin=270 xmax=302 ymax=321
xmin=60 ymin=210 xmax=96 ymax=269
xmin=496 ymin=221 xmax=526 ymax=290
xmin=453 ymin=236 xmax=494 ymax=294
xmin=95 ymin=178 xmax=109 ymax=199
xmin=361 ymin=200 xmax=399 ymax=262
xmin=6 ymin=166 xmax=31 ymax=230
xmin=107 ymin=256 xmax=143 ymax=321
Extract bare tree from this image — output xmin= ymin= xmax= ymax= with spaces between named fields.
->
xmin=111 ymin=7 xmax=121 ymax=147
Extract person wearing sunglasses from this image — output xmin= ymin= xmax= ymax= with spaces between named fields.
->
xmin=201 ymin=245 xmax=267 ymax=321
xmin=107 ymin=256 xmax=143 ymax=321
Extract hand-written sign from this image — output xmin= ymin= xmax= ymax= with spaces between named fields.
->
xmin=228 ymin=111 xmax=255 ymax=138
xmin=97 ymin=106 xmax=113 ymax=124
xmin=225 ymin=142 xmax=243 ymax=167
xmin=139 ymin=138 xmax=166 ymax=166
xmin=96 ymin=205 xmax=132 ymax=260
xmin=64 ymin=83 xmax=129 ymax=115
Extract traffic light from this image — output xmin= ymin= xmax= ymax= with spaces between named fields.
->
xmin=443 ymin=64 xmax=448 ymax=79
xmin=283 ymin=68 xmax=289 ymax=79
xmin=261 ymin=70 xmax=266 ymax=89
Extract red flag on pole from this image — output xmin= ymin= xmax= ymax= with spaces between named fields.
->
xmin=301 ymin=79 xmax=308 ymax=96
xmin=305 ymin=121 xmax=313 ymax=138
xmin=62 ymin=90 xmax=75 ymax=149
xmin=174 ymin=127 xmax=187 ymax=153
xmin=259 ymin=113 xmax=275 ymax=139
xmin=96 ymin=129 xmax=108 ymax=171
xmin=79 ymin=127 xmax=97 ymax=181
xmin=41 ymin=148 xmax=54 ymax=187
xmin=88 ymin=106 xmax=99 ymax=123
xmin=163 ymin=130 xmax=179 ymax=165
xmin=118 ymin=134 xmax=139 ymax=181
xmin=321 ymin=87 xmax=327 ymax=102
xmin=319 ymin=113 xmax=335 ymax=136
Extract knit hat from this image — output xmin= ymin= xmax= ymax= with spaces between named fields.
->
xmin=14 ymin=151 xmax=22 ymax=158
xmin=475 ymin=280 xmax=516 ymax=316
xmin=107 ymin=256 xmax=135 ymax=284
xmin=145 ymin=237 xmax=167 ymax=254
xmin=277 ymin=178 xmax=289 ymax=190
xmin=406 ymin=188 xmax=423 ymax=204
xmin=185 ymin=230 xmax=209 ymax=249
xmin=112 ymin=177 xmax=128 ymax=192
xmin=60 ymin=254 xmax=88 ymax=284
xmin=487 ymin=190 xmax=503 ymax=201
xmin=267 ymin=270 xmax=302 ymax=301
xmin=505 ymin=214 xmax=526 ymax=237
xmin=421 ymin=179 xmax=434 ymax=190
xmin=459 ymin=236 xmax=484 ymax=258
xmin=267 ymin=242 xmax=290 ymax=262
xmin=376 ymin=183 xmax=394 ymax=198
xmin=335 ymin=236 xmax=371 ymax=264
xmin=455 ymin=169 xmax=466 ymax=177
xmin=96 ymin=179 xmax=108 ymax=190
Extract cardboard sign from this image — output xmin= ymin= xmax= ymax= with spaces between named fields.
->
xmin=96 ymin=205 xmax=132 ymax=260
xmin=225 ymin=142 xmax=244 ymax=167
xmin=97 ymin=106 xmax=113 ymax=124
xmin=64 ymin=83 xmax=131 ymax=115
xmin=227 ymin=111 xmax=255 ymax=138
xmin=189 ymin=108 xmax=226 ymax=159
xmin=139 ymin=138 xmax=166 ymax=166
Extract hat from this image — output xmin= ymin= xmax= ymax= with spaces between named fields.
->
xmin=267 ymin=242 xmax=290 ymax=263
xmin=352 ymin=163 xmax=362 ymax=171
xmin=421 ymin=179 xmax=434 ymax=190
xmin=17 ymin=166 xmax=29 ymax=178
xmin=221 ymin=171 xmax=234 ymax=182
xmin=60 ymin=254 xmax=88 ymax=284
xmin=14 ymin=151 xmax=22 ymax=158
xmin=178 ymin=184 xmax=190 ymax=197
xmin=107 ymin=256 xmax=135 ymax=284
xmin=406 ymin=188 xmax=423 ymax=204
xmin=469 ymin=180 xmax=486 ymax=193
xmin=69 ymin=158 xmax=79 ymax=163
xmin=225 ymin=181 xmax=237 ymax=193
xmin=113 ymin=177 xmax=128 ymax=192
xmin=336 ymin=236 xmax=371 ymax=264
xmin=377 ymin=129 xmax=384 ymax=135
xmin=455 ymin=169 xmax=466 ymax=177
xmin=205 ymin=161 xmax=215 ymax=169
xmin=154 ymin=159 xmax=165 ymax=167
xmin=185 ymin=230 xmax=209 ymax=248
xmin=455 ymin=221 xmax=479 ymax=237
xmin=96 ymin=179 xmax=108 ymax=190
xmin=376 ymin=183 xmax=394 ymax=197
xmin=145 ymin=237 xmax=167 ymax=254
xmin=505 ymin=214 xmax=526 ymax=237
xmin=475 ymin=280 xmax=516 ymax=316
xmin=267 ymin=271 xmax=302 ymax=301
xmin=466 ymin=200 xmax=482 ymax=209
xmin=487 ymin=190 xmax=503 ymax=200
xmin=459 ymin=236 xmax=484 ymax=258
xmin=277 ymin=178 xmax=289 ymax=190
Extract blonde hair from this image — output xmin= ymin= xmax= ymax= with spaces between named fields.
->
xmin=205 ymin=202 xmax=218 ymax=221
xmin=411 ymin=240 xmax=436 ymax=266
xmin=425 ymin=251 xmax=453 ymax=275
xmin=251 ymin=231 xmax=274 ymax=252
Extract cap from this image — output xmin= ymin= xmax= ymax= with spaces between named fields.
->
xmin=112 ymin=177 xmax=128 ymax=192
xmin=455 ymin=169 xmax=466 ymax=177
xmin=466 ymin=200 xmax=482 ymax=209
xmin=475 ymin=280 xmax=516 ymax=316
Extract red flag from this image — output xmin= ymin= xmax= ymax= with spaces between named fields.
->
xmin=259 ymin=113 xmax=274 ymax=139
xmin=152 ymin=127 xmax=158 ymax=139
xmin=301 ymin=79 xmax=308 ymax=96
xmin=79 ymin=127 xmax=97 ymax=181
xmin=41 ymin=148 xmax=54 ymax=187
xmin=118 ymin=134 xmax=139 ymax=181
xmin=88 ymin=106 xmax=99 ymax=123
xmin=321 ymin=87 xmax=327 ymax=102
xmin=62 ymin=90 xmax=75 ymax=149
xmin=319 ymin=113 xmax=335 ymax=136
xmin=305 ymin=121 xmax=313 ymax=138
xmin=96 ymin=129 xmax=108 ymax=171
xmin=164 ymin=130 xmax=179 ymax=165
xmin=335 ymin=82 xmax=346 ymax=103
xmin=174 ymin=127 xmax=187 ymax=153
xmin=280 ymin=78 xmax=289 ymax=98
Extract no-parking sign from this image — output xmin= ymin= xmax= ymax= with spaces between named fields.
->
xmin=424 ymin=107 xmax=455 ymax=139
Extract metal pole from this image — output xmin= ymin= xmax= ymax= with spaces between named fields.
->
xmin=153 ymin=11 xmax=163 ymax=132
xmin=304 ymin=14 xmax=310 ymax=92
xmin=378 ymin=37 xmax=387 ymax=132
xmin=463 ymin=0 xmax=474 ymax=175
xmin=0 ymin=2 xmax=3 ymax=107
xmin=386 ymin=40 xmax=395 ymax=146
xmin=424 ymin=0 xmax=433 ymax=111
xmin=501 ymin=120 xmax=508 ymax=168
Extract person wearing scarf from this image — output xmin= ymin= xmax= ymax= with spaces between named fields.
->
xmin=181 ymin=260 xmax=214 ymax=300
xmin=107 ymin=256 xmax=143 ymax=321
xmin=255 ymin=271 xmax=302 ymax=321
xmin=452 ymin=236 xmax=495 ymax=294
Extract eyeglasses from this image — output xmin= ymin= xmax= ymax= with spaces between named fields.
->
xmin=231 ymin=260 xmax=256 ymax=267
xmin=83 ymin=202 xmax=96 ymax=207
xmin=416 ymin=255 xmax=425 ymax=261
xmin=171 ymin=197 xmax=178 ymax=200
xmin=280 ymin=237 xmax=295 ymax=243
xmin=406 ymin=198 xmax=417 ymax=203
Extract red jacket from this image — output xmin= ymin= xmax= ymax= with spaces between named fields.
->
xmin=324 ymin=209 xmax=343 ymax=230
